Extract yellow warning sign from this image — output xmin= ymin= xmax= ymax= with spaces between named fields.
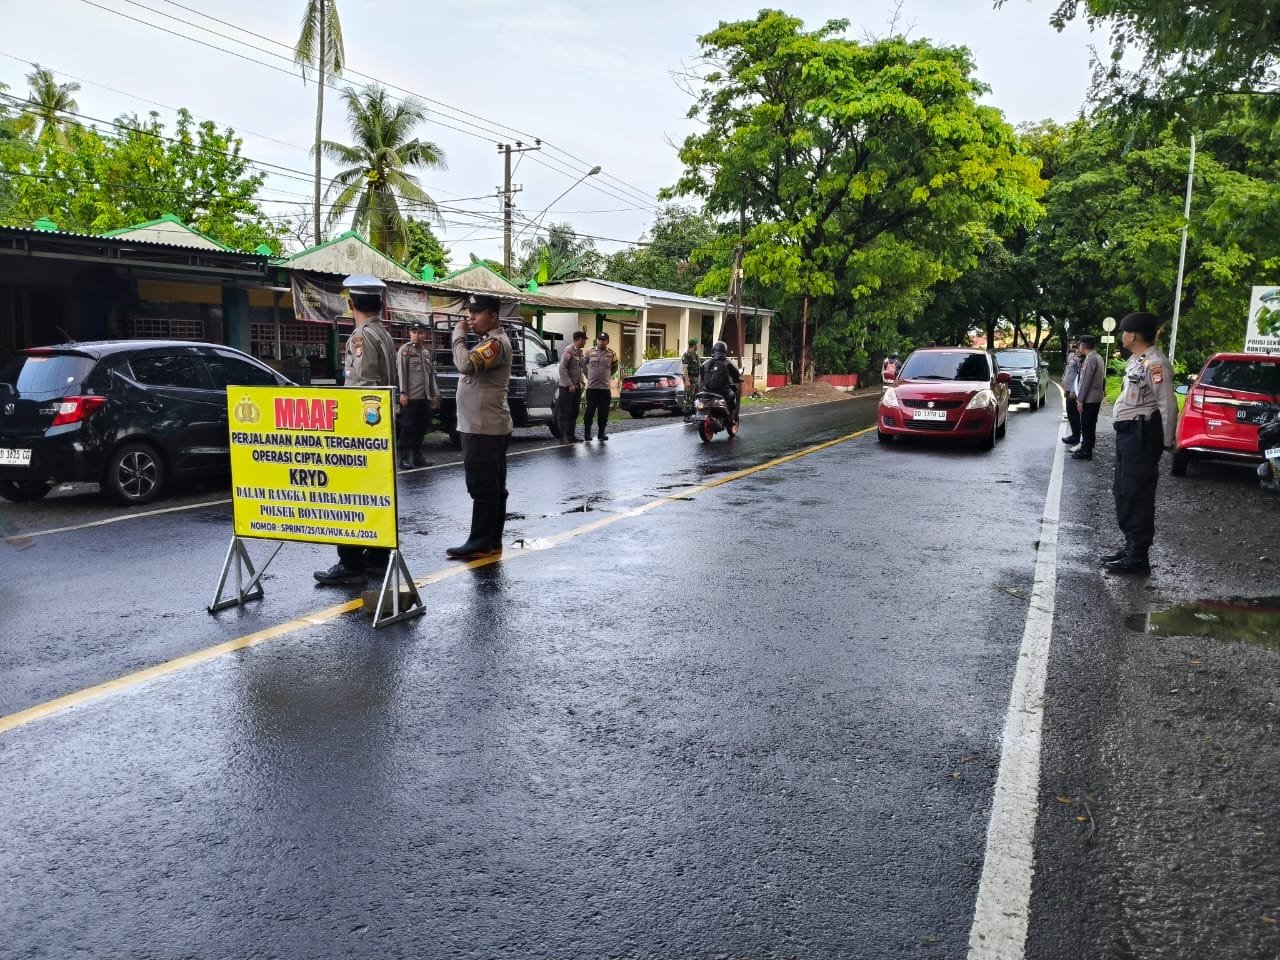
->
xmin=227 ymin=386 xmax=397 ymax=548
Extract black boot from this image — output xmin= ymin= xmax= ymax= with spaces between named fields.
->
xmin=446 ymin=502 xmax=500 ymax=560
xmin=490 ymin=495 xmax=508 ymax=553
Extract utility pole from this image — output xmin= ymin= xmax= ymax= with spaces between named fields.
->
xmin=499 ymin=140 xmax=540 ymax=274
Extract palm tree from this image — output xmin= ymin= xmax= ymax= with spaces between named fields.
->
xmin=293 ymin=0 xmax=344 ymax=246
xmin=22 ymin=65 xmax=80 ymax=146
xmin=321 ymin=84 xmax=447 ymax=262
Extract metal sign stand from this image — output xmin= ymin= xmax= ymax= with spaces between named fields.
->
xmin=209 ymin=536 xmax=283 ymax=613
xmin=369 ymin=549 xmax=425 ymax=628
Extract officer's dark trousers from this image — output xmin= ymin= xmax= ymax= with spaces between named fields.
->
xmin=398 ymin=398 xmax=431 ymax=456
xmin=337 ymin=545 xmax=389 ymax=573
xmin=1112 ymin=413 xmax=1163 ymax=561
xmin=1080 ymin=401 xmax=1101 ymax=453
xmin=583 ymin=388 xmax=611 ymax=438
xmin=461 ymin=432 xmax=510 ymax=548
xmin=557 ymin=386 xmax=580 ymax=440
xmin=1065 ymin=395 xmax=1081 ymax=439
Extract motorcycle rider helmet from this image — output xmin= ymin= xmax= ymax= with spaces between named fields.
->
xmin=712 ymin=340 xmax=728 ymax=360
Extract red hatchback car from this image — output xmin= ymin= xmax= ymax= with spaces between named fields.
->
xmin=878 ymin=348 xmax=1012 ymax=449
xmin=1172 ymin=352 xmax=1280 ymax=476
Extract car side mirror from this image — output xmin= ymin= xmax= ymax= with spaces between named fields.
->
xmin=996 ymin=371 xmax=1012 ymax=384
xmin=0 ymin=382 xmax=11 ymax=399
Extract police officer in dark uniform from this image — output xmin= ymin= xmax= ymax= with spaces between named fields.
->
xmin=681 ymin=339 xmax=701 ymax=421
xmin=1102 ymin=311 xmax=1177 ymax=574
xmin=314 ymin=275 xmax=398 ymax=585
xmin=446 ymin=294 xmax=513 ymax=560
xmin=396 ymin=320 xmax=439 ymax=468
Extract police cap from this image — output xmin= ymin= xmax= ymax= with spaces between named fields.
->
xmin=466 ymin=293 xmax=502 ymax=314
xmin=1118 ymin=311 xmax=1159 ymax=339
xmin=597 ymin=330 xmax=610 ymax=341
xmin=342 ymin=274 xmax=387 ymax=297
xmin=408 ymin=320 xmax=428 ymax=332
xmin=1078 ymin=334 xmax=1097 ymax=347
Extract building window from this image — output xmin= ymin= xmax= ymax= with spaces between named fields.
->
xmin=646 ymin=325 xmax=665 ymax=357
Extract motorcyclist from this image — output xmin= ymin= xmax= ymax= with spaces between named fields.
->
xmin=700 ymin=340 xmax=743 ymax=423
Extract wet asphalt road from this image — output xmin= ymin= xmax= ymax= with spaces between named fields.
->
xmin=5 ymin=392 xmax=1255 ymax=958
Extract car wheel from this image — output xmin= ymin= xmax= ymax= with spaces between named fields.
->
xmin=698 ymin=420 xmax=714 ymax=443
xmin=980 ymin=420 xmax=997 ymax=451
xmin=628 ymin=409 xmax=645 ymax=419
xmin=1170 ymin=449 xmax=1190 ymax=477
xmin=877 ymin=430 xmax=893 ymax=444
xmin=0 ymin=479 xmax=51 ymax=502
xmin=104 ymin=442 xmax=166 ymax=505
xmin=1029 ymin=393 xmax=1040 ymax=410
xmin=996 ymin=414 xmax=1007 ymax=439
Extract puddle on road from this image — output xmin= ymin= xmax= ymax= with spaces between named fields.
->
xmin=1126 ymin=596 xmax=1280 ymax=652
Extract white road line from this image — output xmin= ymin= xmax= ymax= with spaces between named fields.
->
xmin=967 ymin=402 xmax=1066 ymax=959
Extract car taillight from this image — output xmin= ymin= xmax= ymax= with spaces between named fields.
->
xmin=50 ymin=396 xmax=107 ymax=426
xmin=622 ymin=380 xmax=636 ymax=391
xmin=1191 ymin=389 xmax=1204 ymax=412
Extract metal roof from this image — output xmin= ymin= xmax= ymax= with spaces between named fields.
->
xmin=544 ymin=278 xmax=774 ymax=315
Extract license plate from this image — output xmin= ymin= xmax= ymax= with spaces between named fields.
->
xmin=912 ymin=409 xmax=947 ymax=421
xmin=0 ymin=448 xmax=32 ymax=466
xmin=1267 ymin=448 xmax=1280 ymax=463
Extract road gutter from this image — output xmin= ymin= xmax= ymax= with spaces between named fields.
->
xmin=967 ymin=406 xmax=1066 ymax=959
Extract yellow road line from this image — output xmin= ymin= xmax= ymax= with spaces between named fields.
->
xmin=0 ymin=424 xmax=875 ymax=736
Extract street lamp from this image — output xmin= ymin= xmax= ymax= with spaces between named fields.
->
xmin=512 ymin=165 xmax=602 ymax=247
xmin=1168 ymin=134 xmax=1196 ymax=368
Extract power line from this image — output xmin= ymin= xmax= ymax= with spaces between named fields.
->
xmin=73 ymin=0 xmax=663 ymax=208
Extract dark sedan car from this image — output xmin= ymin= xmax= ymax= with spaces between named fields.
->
xmin=876 ymin=347 xmax=1012 ymax=449
xmin=993 ymin=348 xmax=1049 ymax=409
xmin=619 ymin=358 xmax=689 ymax=418
xmin=0 ymin=340 xmax=291 ymax=505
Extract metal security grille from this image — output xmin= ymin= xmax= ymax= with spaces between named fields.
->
xmin=127 ymin=317 xmax=205 ymax=341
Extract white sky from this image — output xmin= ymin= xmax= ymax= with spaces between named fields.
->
xmin=0 ymin=0 xmax=1099 ymax=266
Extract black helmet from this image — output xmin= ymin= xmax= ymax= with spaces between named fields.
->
xmin=712 ymin=340 xmax=728 ymax=359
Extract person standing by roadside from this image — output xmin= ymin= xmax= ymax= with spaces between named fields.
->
xmin=314 ymin=275 xmax=398 ymax=585
xmin=583 ymin=331 xmax=619 ymax=442
xmin=682 ymin=338 xmax=701 ymax=421
xmin=446 ymin=294 xmax=513 ymax=561
xmin=557 ymin=330 xmax=587 ymax=444
xmin=396 ymin=320 xmax=439 ymax=469
xmin=882 ymin=352 xmax=900 ymax=382
xmin=1062 ymin=335 xmax=1082 ymax=444
xmin=1072 ymin=334 xmax=1105 ymax=460
xmin=1101 ymin=312 xmax=1177 ymax=574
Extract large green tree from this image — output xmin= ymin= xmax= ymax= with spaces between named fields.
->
xmin=404 ymin=216 xmax=449 ymax=277
xmin=321 ymin=84 xmax=446 ymax=262
xmin=4 ymin=109 xmax=283 ymax=252
xmin=604 ymin=205 xmax=722 ymax=296
xmin=665 ymin=11 xmax=1044 ymax=375
xmin=515 ymin=222 xmax=602 ymax=286
xmin=293 ymin=0 xmax=344 ymax=246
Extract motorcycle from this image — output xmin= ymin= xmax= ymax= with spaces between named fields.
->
xmin=1256 ymin=408 xmax=1280 ymax=494
xmin=692 ymin=389 xmax=738 ymax=443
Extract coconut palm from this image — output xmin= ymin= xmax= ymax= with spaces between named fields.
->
xmin=321 ymin=84 xmax=447 ymax=262
xmin=293 ymin=0 xmax=344 ymax=246
xmin=22 ymin=65 xmax=80 ymax=146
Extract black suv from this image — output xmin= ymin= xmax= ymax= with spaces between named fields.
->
xmin=993 ymin=348 xmax=1049 ymax=409
xmin=0 ymin=340 xmax=290 ymax=505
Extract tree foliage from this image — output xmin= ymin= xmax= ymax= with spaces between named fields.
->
xmin=321 ymin=84 xmax=446 ymax=262
xmin=665 ymin=11 xmax=1044 ymax=373
xmin=404 ymin=216 xmax=449 ymax=277
xmin=515 ymin=222 xmax=602 ymax=286
xmin=603 ymin=205 xmax=722 ymax=296
xmin=0 ymin=107 xmax=284 ymax=253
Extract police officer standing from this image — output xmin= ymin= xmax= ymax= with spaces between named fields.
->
xmin=583 ymin=331 xmax=618 ymax=441
xmin=1062 ymin=335 xmax=1082 ymax=443
xmin=682 ymin=338 xmax=701 ymax=421
xmin=446 ymin=294 xmax=513 ymax=560
xmin=396 ymin=320 xmax=439 ymax=469
xmin=1102 ymin=311 xmax=1177 ymax=574
xmin=314 ymin=275 xmax=398 ymax=585
xmin=557 ymin=330 xmax=587 ymax=444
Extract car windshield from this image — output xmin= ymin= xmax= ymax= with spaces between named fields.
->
xmin=0 ymin=352 xmax=95 ymax=400
xmin=1199 ymin=358 xmax=1280 ymax=395
xmin=899 ymin=352 xmax=991 ymax=382
xmin=634 ymin=359 xmax=680 ymax=376
xmin=995 ymin=349 xmax=1037 ymax=368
